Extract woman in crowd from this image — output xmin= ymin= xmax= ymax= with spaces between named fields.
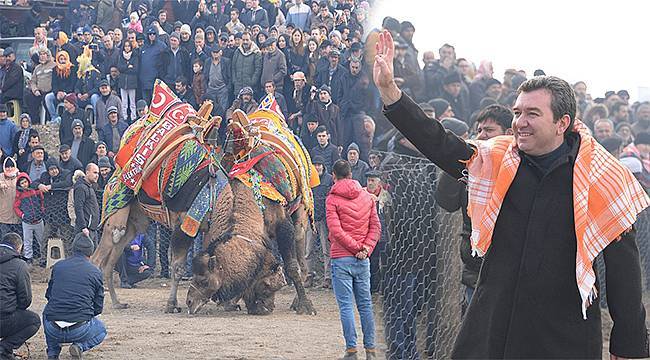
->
xmin=117 ymin=39 xmax=140 ymax=123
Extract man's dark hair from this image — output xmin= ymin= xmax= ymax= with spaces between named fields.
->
xmin=1 ymin=232 xmax=22 ymax=250
xmin=475 ymin=104 xmax=513 ymax=132
xmin=315 ymin=125 xmax=328 ymax=135
xmin=518 ymin=76 xmax=576 ymax=131
xmin=158 ymin=9 xmax=167 ymax=15
xmin=332 ymin=159 xmax=352 ymax=179
xmin=175 ymin=76 xmax=189 ymax=86
xmin=611 ymin=101 xmax=627 ymax=114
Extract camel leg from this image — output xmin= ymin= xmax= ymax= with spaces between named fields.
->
xmin=92 ymin=206 xmax=131 ymax=308
xmin=276 ymin=220 xmax=316 ymax=315
xmin=165 ymin=226 xmax=194 ymax=313
xmin=102 ymin=220 xmax=138 ymax=309
xmin=292 ymin=206 xmax=309 ymax=282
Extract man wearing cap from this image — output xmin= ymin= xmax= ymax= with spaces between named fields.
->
xmin=287 ymin=71 xmax=311 ymax=129
xmin=139 ymin=25 xmax=166 ymax=102
xmin=231 ymin=31 xmax=263 ymax=98
xmin=347 ymin=142 xmax=369 ymax=187
xmin=59 ymin=93 xmax=88 ymax=143
xmin=203 ymin=44 xmax=231 ymax=112
xmin=43 ymin=233 xmax=106 ymax=359
xmin=0 ymin=47 xmax=24 ymax=104
xmin=94 ymin=79 xmax=122 ymax=131
xmin=99 ymin=106 xmax=128 ymax=157
xmin=34 ymin=157 xmax=74 ymax=253
xmin=0 ymin=105 xmax=17 ymax=158
xmin=0 ymin=159 xmax=21 ymax=238
xmin=0 ymin=232 xmax=41 ymax=360
xmin=136 ymin=100 xmax=148 ymax=118
xmin=441 ymin=72 xmax=470 ymax=122
xmin=315 ymin=48 xmax=345 ymax=103
xmin=26 ymin=145 xmax=48 ymax=183
xmin=70 ymin=119 xmax=96 ymax=167
xmin=163 ymin=32 xmax=191 ymax=86
xmin=58 ymin=144 xmax=83 ymax=173
xmin=261 ymin=38 xmax=287 ymax=94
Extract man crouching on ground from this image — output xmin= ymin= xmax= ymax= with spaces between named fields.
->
xmin=42 ymin=233 xmax=106 ymax=359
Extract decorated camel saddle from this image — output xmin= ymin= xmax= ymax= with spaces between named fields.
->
xmin=101 ymin=80 xmax=317 ymax=237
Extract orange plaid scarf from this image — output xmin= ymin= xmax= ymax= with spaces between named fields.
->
xmin=465 ymin=122 xmax=649 ymax=319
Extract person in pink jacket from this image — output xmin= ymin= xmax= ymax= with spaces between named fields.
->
xmin=326 ymin=159 xmax=381 ymax=360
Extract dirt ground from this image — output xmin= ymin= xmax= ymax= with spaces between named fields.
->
xmin=22 ymin=273 xmax=388 ymax=360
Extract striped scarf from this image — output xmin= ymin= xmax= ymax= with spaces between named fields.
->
xmin=465 ymin=121 xmax=649 ymax=319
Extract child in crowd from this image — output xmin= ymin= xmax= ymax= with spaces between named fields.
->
xmin=128 ymin=12 xmax=143 ymax=33
xmin=191 ymin=58 xmax=206 ymax=106
xmin=13 ymin=173 xmax=45 ymax=264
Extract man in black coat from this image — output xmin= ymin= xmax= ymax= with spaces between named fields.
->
xmin=73 ymin=164 xmax=100 ymax=244
xmin=0 ymin=233 xmax=40 ymax=360
xmin=0 ymin=48 xmax=24 ymax=103
xmin=69 ymin=120 xmax=96 ymax=167
xmin=374 ymin=32 xmax=649 ymax=359
xmin=59 ymin=94 xmax=90 ymax=146
xmin=162 ymin=32 xmax=192 ymax=86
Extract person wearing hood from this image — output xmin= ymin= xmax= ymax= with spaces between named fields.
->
xmin=43 ymin=233 xmax=106 ymax=360
xmin=305 ymin=155 xmax=333 ymax=288
xmin=347 ymin=142 xmax=369 ymax=187
xmin=0 ymin=232 xmax=40 ymax=360
xmin=231 ymin=31 xmax=263 ymax=98
xmin=0 ymin=105 xmax=17 ymax=158
xmin=13 ymin=173 xmax=45 ymax=264
xmin=0 ymin=159 xmax=21 ymax=239
xmin=138 ymin=26 xmax=166 ymax=102
xmin=33 ymin=157 xmax=74 ymax=258
xmin=260 ymin=38 xmax=288 ymax=94
xmin=45 ymin=49 xmax=79 ymax=125
xmin=326 ymin=159 xmax=380 ymax=360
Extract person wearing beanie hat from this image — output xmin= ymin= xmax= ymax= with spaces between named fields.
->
xmin=136 ymin=99 xmax=148 ymax=118
xmin=59 ymin=93 xmax=90 ymax=146
xmin=441 ymin=117 xmax=469 ymax=138
xmin=139 ymin=22 xmax=167 ymax=103
xmin=347 ymin=142 xmax=370 ymax=186
xmin=42 ymin=232 xmax=106 ymax=359
xmin=429 ymin=98 xmax=453 ymax=120
xmin=441 ymin=72 xmax=470 ymax=121
xmin=162 ymin=28 xmax=191 ymax=86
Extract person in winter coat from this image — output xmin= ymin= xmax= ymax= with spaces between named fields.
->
xmin=310 ymin=125 xmax=340 ymax=171
xmin=139 ymin=26 xmax=166 ymax=102
xmin=59 ymin=94 xmax=90 ymax=146
xmin=13 ymin=173 xmax=45 ymax=264
xmin=375 ymin=32 xmax=649 ymax=359
xmin=73 ymin=164 xmax=100 ymax=243
xmin=310 ymin=85 xmax=343 ymax=148
xmin=191 ymin=59 xmax=206 ymax=105
xmin=58 ymin=144 xmax=83 ymax=174
xmin=347 ymin=143 xmax=369 ymax=187
xmin=45 ymin=50 xmax=79 ymax=124
xmin=231 ymin=32 xmax=263 ymax=97
xmin=203 ymin=46 xmax=232 ymax=113
xmin=33 ymin=158 xmax=74 ymax=255
xmin=69 ymin=119 xmax=96 ymax=167
xmin=305 ymin=155 xmax=333 ymax=287
xmin=0 ymin=159 xmax=22 ymax=238
xmin=13 ymin=115 xmax=39 ymax=171
xmin=25 ymin=48 xmax=56 ymax=123
xmin=94 ymin=80 xmax=123 ymax=131
xmin=260 ymin=38 xmax=287 ymax=94
xmin=117 ymin=39 xmax=140 ymax=123
xmin=99 ymin=106 xmax=128 ymax=157
xmin=300 ymin=114 xmax=319 ymax=152
xmin=0 ymin=48 xmax=24 ymax=104
xmin=117 ymin=234 xmax=154 ymax=288
xmin=326 ymin=159 xmax=380 ymax=360
xmin=0 ymin=105 xmax=17 ymax=159
xmin=226 ymin=87 xmax=258 ymax=120
xmin=162 ymin=32 xmax=192 ymax=88
xmin=0 ymin=233 xmax=40 ymax=360
xmin=241 ymin=0 xmax=270 ymax=29
xmin=43 ymin=233 xmax=106 ymax=359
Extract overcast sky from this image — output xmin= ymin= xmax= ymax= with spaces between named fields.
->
xmin=369 ymin=0 xmax=650 ymax=102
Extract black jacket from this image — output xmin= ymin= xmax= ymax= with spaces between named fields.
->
xmin=310 ymin=143 xmax=339 ymax=173
xmin=384 ymin=93 xmax=649 ymax=359
xmin=1 ymin=61 xmax=24 ymax=102
xmin=117 ymin=51 xmax=140 ymax=90
xmin=0 ymin=244 xmax=32 ymax=314
xmin=162 ymin=47 xmax=191 ymax=86
xmin=43 ymin=255 xmax=103 ymax=322
xmin=51 ymin=67 xmax=78 ymax=94
xmin=59 ymin=108 xmax=91 ymax=146
xmin=312 ymin=171 xmax=332 ymax=222
xmin=72 ymin=136 xmax=96 ymax=167
xmin=73 ymin=176 xmax=100 ymax=232
xmin=60 ymin=157 xmax=83 ymax=173
xmin=33 ymin=167 xmax=72 ymax=226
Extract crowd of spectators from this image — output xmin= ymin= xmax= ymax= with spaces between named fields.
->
xmin=1 ymin=0 xmax=650 ymax=358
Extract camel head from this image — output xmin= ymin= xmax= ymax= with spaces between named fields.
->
xmin=186 ymin=251 xmax=223 ymax=315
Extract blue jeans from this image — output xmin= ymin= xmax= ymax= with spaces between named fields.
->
xmin=43 ymin=316 xmax=106 ymax=358
xmin=331 ymin=256 xmax=376 ymax=350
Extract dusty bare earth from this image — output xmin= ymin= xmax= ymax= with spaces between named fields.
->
xmin=22 ymin=272 xmax=387 ymax=360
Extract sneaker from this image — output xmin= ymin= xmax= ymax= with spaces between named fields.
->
xmin=69 ymin=344 xmax=83 ymax=359
xmin=339 ymin=349 xmax=358 ymax=360
xmin=365 ymin=348 xmax=377 ymax=360
xmin=120 ymin=281 xmax=133 ymax=289
xmin=0 ymin=349 xmax=16 ymax=360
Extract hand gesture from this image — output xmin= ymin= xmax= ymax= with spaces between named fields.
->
xmin=130 ymin=244 xmax=140 ymax=251
xmin=373 ymin=31 xmax=402 ymax=105
xmin=82 ymin=228 xmax=90 ymax=237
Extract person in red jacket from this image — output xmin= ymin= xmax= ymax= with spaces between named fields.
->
xmin=13 ymin=173 xmax=45 ymax=264
xmin=326 ymin=159 xmax=381 ymax=360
